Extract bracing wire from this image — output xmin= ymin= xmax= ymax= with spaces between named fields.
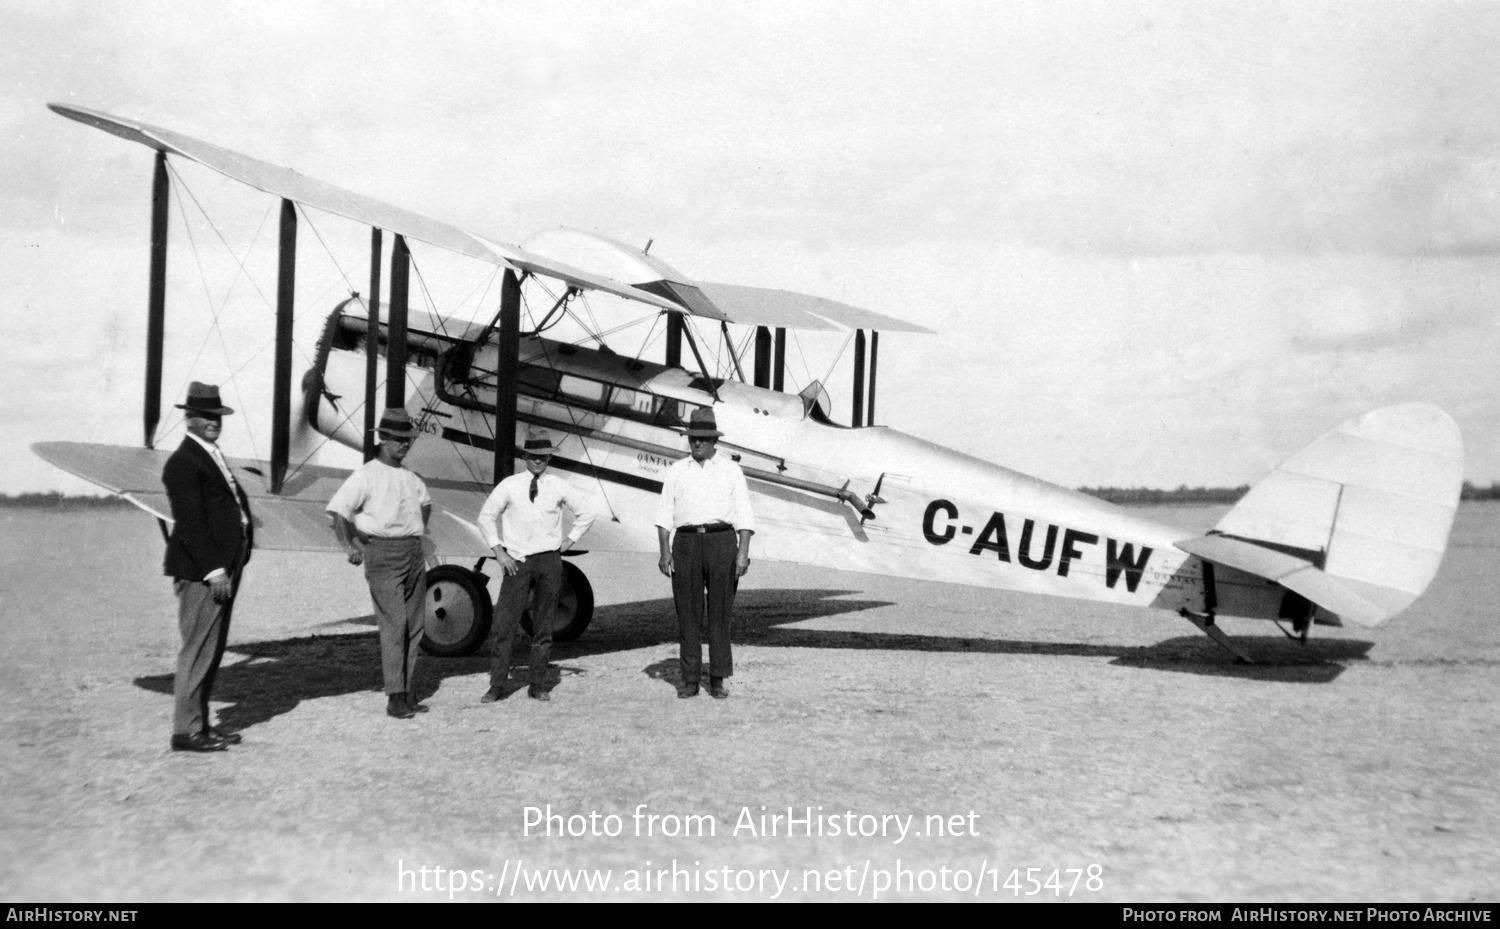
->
xmin=681 ymin=316 xmax=715 ymax=378
xmin=636 ymin=313 xmax=664 ymax=361
xmin=819 ymin=331 xmax=854 ymax=389
xmin=162 ymin=166 xmax=272 ymax=457
xmin=295 ymin=202 xmax=358 ymax=297
xmin=167 ymin=163 xmax=277 ymax=311
xmin=732 ymin=326 xmax=755 ymax=379
xmin=408 ymin=250 xmax=448 ymax=339
xmin=790 ymin=328 xmax=816 ymax=389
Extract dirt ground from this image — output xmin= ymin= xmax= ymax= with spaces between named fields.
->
xmin=1 ymin=504 xmax=1496 ymax=902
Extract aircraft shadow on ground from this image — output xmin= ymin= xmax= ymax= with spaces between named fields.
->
xmin=613 ymin=590 xmax=1371 ymax=686
xmin=134 ymin=587 xmax=1374 ymax=730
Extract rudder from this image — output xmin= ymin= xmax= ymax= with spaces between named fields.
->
xmin=1195 ymin=404 xmax=1463 ymax=626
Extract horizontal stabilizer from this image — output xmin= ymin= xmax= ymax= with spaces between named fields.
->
xmin=1182 ymin=404 xmax=1463 ymax=626
xmin=1174 ymin=534 xmax=1393 ymax=627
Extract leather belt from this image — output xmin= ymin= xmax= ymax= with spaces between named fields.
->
xmin=679 ymin=522 xmax=733 ymax=534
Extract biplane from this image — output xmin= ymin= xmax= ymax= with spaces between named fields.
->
xmin=34 ymin=103 xmax=1466 ymax=664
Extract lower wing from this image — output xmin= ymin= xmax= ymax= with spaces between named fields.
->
xmin=32 ymin=441 xmax=655 ymax=559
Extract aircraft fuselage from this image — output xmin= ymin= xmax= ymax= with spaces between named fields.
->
xmin=307 ymin=307 xmax=1294 ymax=625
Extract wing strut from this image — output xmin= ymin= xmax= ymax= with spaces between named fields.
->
xmin=868 ymin=331 xmax=879 ymax=424
xmin=852 ymin=329 xmax=867 ymax=426
xmin=665 ymin=313 xmax=683 ymax=368
xmin=271 ymin=199 xmax=296 ymax=493
xmin=753 ymin=326 xmax=772 ymax=388
xmin=773 ymin=327 xmax=786 ymax=392
xmin=386 ymin=235 xmax=411 ymax=409
xmin=492 ymin=268 xmax=521 ymax=482
xmin=363 ymin=228 xmax=382 ymax=461
xmin=145 ymin=150 xmax=168 ymax=449
xmin=680 ymin=319 xmax=720 ymax=401
xmin=721 ymin=321 xmax=746 ymax=382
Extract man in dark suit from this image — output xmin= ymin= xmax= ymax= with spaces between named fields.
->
xmin=161 ymin=382 xmax=254 ymax=752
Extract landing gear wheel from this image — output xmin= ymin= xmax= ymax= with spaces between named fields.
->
xmin=522 ymin=560 xmax=596 ymax=642
xmin=422 ymin=564 xmax=493 ymax=656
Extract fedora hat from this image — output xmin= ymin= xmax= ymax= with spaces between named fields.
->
xmin=375 ymin=407 xmax=421 ymax=439
xmin=522 ymin=428 xmax=555 ymax=455
xmin=175 ymin=381 xmax=234 ymax=416
xmin=685 ymin=408 xmax=723 ymax=438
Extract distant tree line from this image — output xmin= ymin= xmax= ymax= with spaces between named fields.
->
xmin=0 ymin=492 xmax=135 ymax=511
xmin=1079 ymin=482 xmax=1500 ymax=505
xmin=1077 ymin=485 xmax=1250 ymax=505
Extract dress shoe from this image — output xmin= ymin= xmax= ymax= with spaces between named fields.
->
xmin=527 ymin=687 xmax=550 ymax=702
xmin=677 ymin=683 xmax=700 ymax=699
xmin=204 ymin=726 xmax=243 ymax=745
xmin=387 ymin=694 xmax=416 ymax=719
xmin=480 ymin=686 xmax=508 ymax=704
xmin=405 ymin=694 xmax=430 ymax=713
xmin=709 ymin=678 xmax=730 ymax=699
xmin=171 ymin=732 xmax=228 ymax=753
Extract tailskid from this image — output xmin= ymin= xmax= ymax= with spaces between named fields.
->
xmin=1177 ymin=609 xmax=1255 ymax=664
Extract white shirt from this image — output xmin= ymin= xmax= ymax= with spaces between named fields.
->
xmin=654 ymin=453 xmax=756 ymax=533
xmin=326 ymin=459 xmax=431 ymax=538
xmin=185 ymin=432 xmax=247 ymax=522
xmin=478 ymin=470 xmax=598 ymax=560
xmin=184 ymin=431 xmax=249 ymax=580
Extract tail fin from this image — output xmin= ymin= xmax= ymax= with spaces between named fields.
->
xmin=1179 ymin=403 xmax=1464 ymax=627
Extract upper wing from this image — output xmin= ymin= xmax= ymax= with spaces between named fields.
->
xmin=520 ymin=227 xmax=935 ymax=332
xmin=53 ymin=104 xmax=931 ymax=333
xmin=695 ymin=281 xmax=935 ymax=333
xmin=48 ymin=103 xmax=687 ymax=313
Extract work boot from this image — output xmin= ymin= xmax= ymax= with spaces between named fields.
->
xmin=387 ymin=694 xmax=415 ymax=719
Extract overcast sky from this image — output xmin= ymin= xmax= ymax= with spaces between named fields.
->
xmin=4 ymin=0 xmax=1497 ymax=494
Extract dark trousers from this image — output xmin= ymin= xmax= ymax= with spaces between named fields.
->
xmin=672 ymin=530 xmax=737 ymax=683
xmin=489 ymin=550 xmax=561 ymax=688
xmin=364 ymin=537 xmax=427 ymax=695
xmin=172 ymin=564 xmax=242 ymax=736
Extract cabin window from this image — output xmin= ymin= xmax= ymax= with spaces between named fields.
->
xmin=507 ymin=360 xmax=704 ymax=431
xmin=651 ymin=398 xmax=700 ymax=428
xmin=607 ymin=387 xmax=656 ymax=419
xmin=558 ymin=375 xmax=608 ymax=408
xmin=516 ymin=365 xmax=562 ymax=395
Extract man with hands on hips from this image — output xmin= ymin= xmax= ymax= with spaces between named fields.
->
xmin=477 ymin=429 xmax=597 ymax=703
xmin=326 ymin=408 xmax=432 ymax=720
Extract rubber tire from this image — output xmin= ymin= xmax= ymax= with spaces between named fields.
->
xmin=421 ymin=564 xmax=493 ymax=657
xmin=521 ymin=560 xmax=595 ymax=642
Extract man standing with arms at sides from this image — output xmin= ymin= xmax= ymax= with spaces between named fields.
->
xmin=161 ymin=382 xmax=254 ymax=753
xmin=478 ymin=429 xmax=597 ymax=703
xmin=327 ymin=408 xmax=432 ymax=719
xmin=655 ymin=408 xmax=755 ymax=699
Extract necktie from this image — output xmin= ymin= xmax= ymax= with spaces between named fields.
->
xmin=209 ymin=445 xmax=237 ymax=489
xmin=529 ymin=475 xmax=538 ymax=502
xmin=209 ymin=445 xmax=249 ymax=530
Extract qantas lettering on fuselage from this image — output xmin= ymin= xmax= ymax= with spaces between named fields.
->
xmin=921 ymin=499 xmax=1153 ymax=593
